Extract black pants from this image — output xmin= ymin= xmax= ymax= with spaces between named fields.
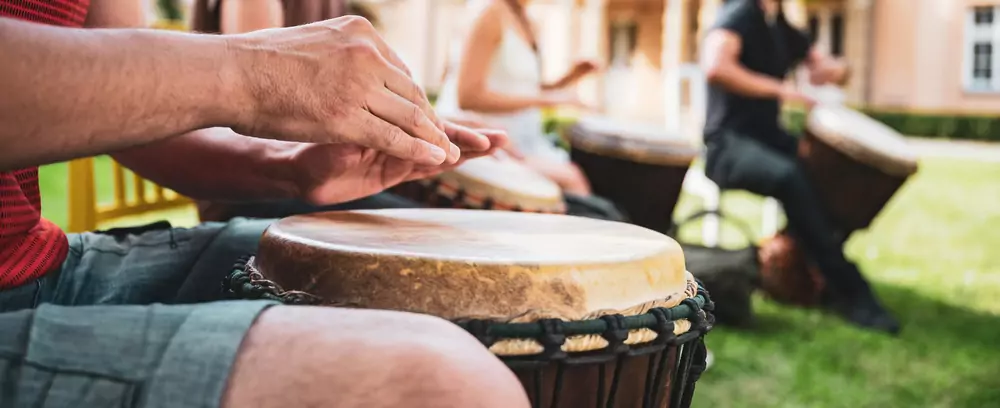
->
xmin=704 ymin=131 xmax=870 ymax=295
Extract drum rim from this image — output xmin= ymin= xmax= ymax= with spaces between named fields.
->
xmin=805 ymin=106 xmax=920 ymax=177
xmin=567 ymin=123 xmax=701 ymax=166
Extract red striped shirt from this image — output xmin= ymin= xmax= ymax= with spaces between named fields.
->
xmin=0 ymin=0 xmax=90 ymax=289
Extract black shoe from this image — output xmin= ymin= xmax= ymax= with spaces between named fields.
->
xmin=821 ymin=288 xmax=901 ymax=335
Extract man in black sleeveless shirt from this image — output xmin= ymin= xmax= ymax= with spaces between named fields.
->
xmin=700 ymin=0 xmax=900 ymax=334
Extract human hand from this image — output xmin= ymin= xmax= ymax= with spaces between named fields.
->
xmin=570 ymin=59 xmax=602 ymax=77
xmin=226 ymin=16 xmax=456 ymax=166
xmin=779 ymin=85 xmax=817 ymax=110
xmin=291 ymin=120 xmax=508 ymax=205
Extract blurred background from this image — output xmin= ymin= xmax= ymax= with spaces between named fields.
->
xmin=43 ymin=0 xmax=1000 ymax=407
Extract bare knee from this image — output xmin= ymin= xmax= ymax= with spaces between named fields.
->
xmin=223 ymin=306 xmax=529 ymax=408
xmin=525 ymin=158 xmax=591 ymax=196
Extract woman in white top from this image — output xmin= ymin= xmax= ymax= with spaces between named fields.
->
xmin=435 ymin=0 xmax=600 ymax=196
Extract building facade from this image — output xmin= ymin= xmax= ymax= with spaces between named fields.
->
xmin=358 ymin=0 xmax=1000 ymax=135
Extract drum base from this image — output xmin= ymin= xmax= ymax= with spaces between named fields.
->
xmin=509 ymin=338 xmax=703 ymax=408
xmin=572 ymin=148 xmax=690 ymax=235
xmin=757 ymin=232 xmax=826 ymax=307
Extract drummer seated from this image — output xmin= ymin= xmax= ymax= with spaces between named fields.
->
xmin=435 ymin=0 xmax=596 ymax=197
xmin=0 ymin=2 xmax=528 ymax=406
xmin=699 ymin=0 xmax=899 ymax=334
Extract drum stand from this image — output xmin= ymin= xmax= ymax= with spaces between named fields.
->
xmin=681 ymin=166 xmax=784 ymax=246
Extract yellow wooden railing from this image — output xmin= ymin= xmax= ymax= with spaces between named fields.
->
xmin=67 ymin=158 xmax=194 ymax=233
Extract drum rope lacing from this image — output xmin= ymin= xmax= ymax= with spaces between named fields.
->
xmin=222 ymin=255 xmax=325 ymax=305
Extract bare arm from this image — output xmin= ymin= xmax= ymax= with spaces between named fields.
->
xmin=541 ymin=72 xmax=582 ymax=92
xmin=220 ymin=0 xmax=284 ymax=33
xmin=0 ymin=17 xmax=244 ymax=171
xmin=87 ymin=0 xmax=296 ymax=201
xmin=1 ymin=13 xmax=470 ymax=173
xmin=541 ymin=60 xmax=600 ymax=92
xmin=700 ymin=29 xmax=785 ymax=99
xmin=455 ymin=2 xmax=552 ymax=113
xmin=114 ymin=127 xmax=301 ymax=201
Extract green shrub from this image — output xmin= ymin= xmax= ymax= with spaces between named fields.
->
xmin=782 ymin=107 xmax=1000 ymax=142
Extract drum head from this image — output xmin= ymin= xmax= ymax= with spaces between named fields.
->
xmin=436 ymin=155 xmax=565 ymax=212
xmin=568 ymin=116 xmax=700 ymax=166
xmin=255 ymin=209 xmax=689 ymax=323
xmin=806 ymin=105 xmax=919 ymax=177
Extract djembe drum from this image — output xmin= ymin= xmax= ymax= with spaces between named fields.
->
xmin=224 ymin=209 xmax=714 ymax=408
xmin=391 ymin=155 xmax=567 ymax=214
xmin=759 ymin=105 xmax=920 ymax=306
xmin=568 ymin=117 xmax=701 ymax=235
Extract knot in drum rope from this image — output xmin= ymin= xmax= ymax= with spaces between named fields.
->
xmin=537 ymin=319 xmax=568 ymax=360
xmin=648 ymin=307 xmax=677 ymax=345
xmin=599 ymin=314 xmax=630 ymax=353
xmin=223 ymin=256 xmax=323 ymax=305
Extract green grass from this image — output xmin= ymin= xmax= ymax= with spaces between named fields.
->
xmin=676 ymin=158 xmax=1000 ymax=408
xmin=38 ymin=156 xmax=1000 ymax=407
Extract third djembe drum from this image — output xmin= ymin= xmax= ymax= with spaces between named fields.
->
xmin=568 ymin=116 xmax=701 ymax=235
xmin=759 ymin=105 xmax=920 ymax=306
xmin=224 ymin=209 xmax=714 ymax=408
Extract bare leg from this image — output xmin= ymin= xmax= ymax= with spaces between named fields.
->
xmin=522 ymin=157 xmax=592 ymax=196
xmin=222 ymin=306 xmax=531 ymax=408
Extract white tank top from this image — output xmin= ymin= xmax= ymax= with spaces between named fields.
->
xmin=436 ymin=0 xmax=569 ymax=163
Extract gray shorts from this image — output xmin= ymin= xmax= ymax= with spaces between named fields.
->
xmin=0 ymin=218 xmax=278 ymax=407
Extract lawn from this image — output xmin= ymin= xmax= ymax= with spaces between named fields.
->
xmin=38 ymin=156 xmax=1000 ymax=407
xmin=675 ymin=158 xmax=1000 ymax=408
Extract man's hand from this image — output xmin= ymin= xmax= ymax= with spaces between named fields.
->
xmin=291 ymin=121 xmax=508 ymax=205
xmin=227 ymin=16 xmax=457 ymax=166
xmin=806 ymin=50 xmax=851 ymax=86
xmin=779 ymin=85 xmax=817 ymax=110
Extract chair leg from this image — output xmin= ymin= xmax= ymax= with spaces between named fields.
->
xmin=761 ymin=197 xmax=781 ymax=237
xmin=702 ymin=189 xmax=721 ymax=247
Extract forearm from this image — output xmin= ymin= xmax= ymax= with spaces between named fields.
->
xmin=706 ymin=63 xmax=785 ymax=99
xmin=541 ymin=71 xmax=581 ymax=91
xmin=458 ymin=90 xmax=546 ymax=114
xmin=112 ymin=128 xmax=301 ymax=202
xmin=0 ymin=18 xmax=245 ymax=171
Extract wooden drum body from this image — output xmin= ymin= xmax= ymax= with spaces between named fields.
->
xmin=798 ymin=106 xmax=920 ymax=233
xmin=391 ymin=155 xmax=567 ymax=214
xmin=568 ymin=117 xmax=700 ymax=235
xmin=759 ymin=106 xmax=920 ymax=306
xmin=225 ymin=209 xmax=714 ymax=408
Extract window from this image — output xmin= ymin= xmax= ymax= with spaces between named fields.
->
xmin=805 ymin=9 xmax=845 ymax=58
xmin=608 ymin=21 xmax=638 ymax=68
xmin=830 ymin=13 xmax=844 ymax=57
xmin=808 ymin=15 xmax=819 ymax=41
xmin=965 ymin=6 xmax=1000 ymax=91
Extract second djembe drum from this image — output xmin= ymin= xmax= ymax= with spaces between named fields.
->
xmin=568 ymin=116 xmax=701 ymax=235
xmin=224 ymin=209 xmax=714 ymax=408
xmin=759 ymin=105 xmax=920 ymax=306
xmin=391 ymin=155 xmax=568 ymax=214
